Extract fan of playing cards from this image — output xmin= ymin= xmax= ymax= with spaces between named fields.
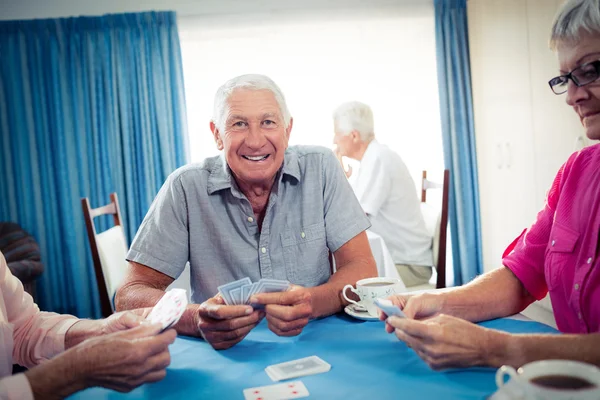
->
xmin=218 ymin=278 xmax=290 ymax=305
xmin=146 ymin=288 xmax=188 ymax=330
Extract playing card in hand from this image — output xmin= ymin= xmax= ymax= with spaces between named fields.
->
xmin=218 ymin=278 xmax=290 ymax=305
xmin=146 ymin=288 xmax=188 ymax=330
xmin=243 ymin=381 xmax=309 ymax=400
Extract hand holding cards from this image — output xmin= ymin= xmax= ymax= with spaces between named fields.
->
xmin=146 ymin=288 xmax=188 ymax=330
xmin=374 ymin=298 xmax=406 ymax=318
xmin=218 ymin=277 xmax=290 ymax=305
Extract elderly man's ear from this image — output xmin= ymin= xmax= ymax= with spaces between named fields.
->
xmin=210 ymin=121 xmax=224 ymax=150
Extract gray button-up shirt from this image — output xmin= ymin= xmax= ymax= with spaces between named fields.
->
xmin=127 ymin=145 xmax=370 ymax=304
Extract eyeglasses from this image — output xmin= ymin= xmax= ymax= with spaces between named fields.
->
xmin=549 ymin=60 xmax=600 ymax=95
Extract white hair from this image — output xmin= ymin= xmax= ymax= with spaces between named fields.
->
xmin=550 ymin=0 xmax=600 ymax=49
xmin=332 ymin=101 xmax=375 ymax=142
xmin=211 ymin=74 xmax=291 ymax=132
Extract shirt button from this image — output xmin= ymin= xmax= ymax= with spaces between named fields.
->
xmin=261 ymin=247 xmax=267 ymax=254
xmin=551 ymin=240 xmax=555 ymax=246
xmin=578 ymin=312 xmax=583 ymax=320
xmin=574 ymin=283 xmax=580 ymax=290
xmin=247 ymin=216 xmax=254 ymax=223
xmin=301 ymin=232 xmax=306 ymax=239
xmin=587 ymin=257 xmax=593 ymax=264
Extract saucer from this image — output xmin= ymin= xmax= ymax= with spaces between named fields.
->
xmin=344 ymin=305 xmax=379 ymax=321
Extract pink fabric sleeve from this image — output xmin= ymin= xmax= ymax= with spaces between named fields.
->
xmin=0 ymin=374 xmax=34 ymax=400
xmin=501 ymin=161 xmax=566 ymax=300
xmin=1 ymin=253 xmax=78 ymax=369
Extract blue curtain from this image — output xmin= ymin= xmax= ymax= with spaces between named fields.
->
xmin=434 ymin=0 xmax=483 ymax=285
xmin=0 ymin=12 xmax=188 ymax=318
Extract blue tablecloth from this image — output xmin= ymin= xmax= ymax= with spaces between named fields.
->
xmin=70 ymin=313 xmax=558 ymax=400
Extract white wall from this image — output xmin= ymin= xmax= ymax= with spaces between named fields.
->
xmin=0 ymin=0 xmax=427 ymax=20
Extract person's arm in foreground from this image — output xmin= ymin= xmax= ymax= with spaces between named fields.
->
xmin=382 ymin=267 xmax=600 ymax=369
xmin=251 ymin=231 xmax=377 ymax=336
xmin=116 ymin=262 xmax=264 ymax=350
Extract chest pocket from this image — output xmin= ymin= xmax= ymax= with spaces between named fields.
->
xmin=281 ymin=222 xmax=331 ymax=287
xmin=545 ymin=223 xmax=580 ymax=291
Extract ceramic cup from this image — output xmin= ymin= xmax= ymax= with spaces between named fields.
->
xmin=495 ymin=360 xmax=600 ymax=400
xmin=342 ymin=277 xmax=405 ymax=317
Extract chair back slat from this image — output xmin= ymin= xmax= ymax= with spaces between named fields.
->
xmin=81 ymin=192 xmax=126 ymax=318
xmin=420 ymin=170 xmax=450 ymax=289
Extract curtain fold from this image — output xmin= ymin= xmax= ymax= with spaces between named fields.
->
xmin=0 ymin=11 xmax=188 ymax=318
xmin=433 ymin=0 xmax=483 ymax=285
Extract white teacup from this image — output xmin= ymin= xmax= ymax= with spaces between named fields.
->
xmin=342 ymin=277 xmax=405 ymax=317
xmin=495 ymin=360 xmax=600 ymax=400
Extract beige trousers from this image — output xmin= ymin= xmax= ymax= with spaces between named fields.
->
xmin=395 ymin=264 xmax=433 ymax=287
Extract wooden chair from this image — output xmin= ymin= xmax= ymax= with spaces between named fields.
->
xmin=420 ymin=170 xmax=450 ymax=289
xmin=81 ymin=193 xmax=129 ymax=318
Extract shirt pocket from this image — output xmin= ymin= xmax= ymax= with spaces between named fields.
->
xmin=280 ymin=222 xmax=331 ymax=287
xmin=544 ymin=222 xmax=580 ymax=291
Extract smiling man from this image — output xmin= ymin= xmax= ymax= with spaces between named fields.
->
xmin=115 ymin=74 xmax=377 ymax=349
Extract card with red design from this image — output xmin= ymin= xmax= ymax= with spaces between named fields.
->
xmin=242 ymin=381 xmax=309 ymax=400
xmin=146 ymin=288 xmax=188 ymax=331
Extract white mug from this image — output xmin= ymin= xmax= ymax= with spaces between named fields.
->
xmin=342 ymin=277 xmax=405 ymax=317
xmin=495 ymin=360 xmax=600 ymax=400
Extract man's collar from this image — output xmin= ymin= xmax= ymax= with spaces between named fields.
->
xmin=207 ymin=149 xmax=301 ymax=195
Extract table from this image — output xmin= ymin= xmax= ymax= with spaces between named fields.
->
xmin=366 ymin=230 xmax=401 ymax=283
xmin=71 ymin=314 xmax=558 ymax=399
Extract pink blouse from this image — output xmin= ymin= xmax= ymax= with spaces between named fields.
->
xmin=0 ymin=251 xmax=78 ymax=399
xmin=503 ymin=144 xmax=600 ymax=333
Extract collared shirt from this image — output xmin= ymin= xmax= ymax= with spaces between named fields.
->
xmin=127 ymin=145 xmax=371 ymax=304
xmin=0 ymin=251 xmax=78 ymax=400
xmin=351 ymin=140 xmax=433 ymax=266
xmin=503 ymin=143 xmax=600 ymax=334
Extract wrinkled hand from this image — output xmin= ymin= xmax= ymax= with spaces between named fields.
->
xmin=100 ymin=308 xmax=152 ymax=335
xmin=250 ymin=285 xmax=312 ymax=337
xmin=379 ymin=293 xmax=443 ymax=333
xmin=386 ymin=313 xmax=499 ymax=370
xmin=334 ymin=147 xmax=352 ymax=178
xmin=76 ymin=323 xmax=176 ymax=392
xmin=196 ymin=294 xmax=264 ymax=350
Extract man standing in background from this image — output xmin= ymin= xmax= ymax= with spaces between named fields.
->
xmin=333 ymin=101 xmax=433 ymax=287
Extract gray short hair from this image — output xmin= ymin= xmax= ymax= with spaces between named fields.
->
xmin=211 ymin=74 xmax=291 ymax=132
xmin=550 ymin=0 xmax=600 ymax=49
xmin=332 ymin=101 xmax=375 ymax=142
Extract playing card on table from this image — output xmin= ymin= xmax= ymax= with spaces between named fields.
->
xmin=146 ymin=288 xmax=188 ymax=330
xmin=218 ymin=277 xmax=252 ymax=305
xmin=243 ymin=381 xmax=309 ymax=400
xmin=265 ymin=356 xmax=331 ymax=382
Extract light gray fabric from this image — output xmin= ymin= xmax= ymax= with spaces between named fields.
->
xmin=127 ymin=145 xmax=371 ymax=304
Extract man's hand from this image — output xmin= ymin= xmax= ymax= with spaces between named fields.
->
xmin=196 ymin=295 xmax=264 ymax=350
xmin=385 ymin=314 xmax=508 ymax=370
xmin=250 ymin=285 xmax=312 ymax=337
xmin=334 ymin=147 xmax=352 ymax=178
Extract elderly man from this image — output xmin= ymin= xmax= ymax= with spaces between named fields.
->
xmin=332 ymin=101 xmax=433 ymax=287
xmin=116 ymin=74 xmax=377 ymax=349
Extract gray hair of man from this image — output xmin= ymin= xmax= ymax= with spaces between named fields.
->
xmin=550 ymin=0 xmax=600 ymax=49
xmin=211 ymin=74 xmax=292 ymax=132
xmin=332 ymin=101 xmax=375 ymax=142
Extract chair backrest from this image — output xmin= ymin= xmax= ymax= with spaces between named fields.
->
xmin=420 ymin=170 xmax=450 ymax=289
xmin=81 ymin=193 xmax=129 ymax=318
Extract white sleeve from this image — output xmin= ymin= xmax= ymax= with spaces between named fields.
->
xmin=0 ymin=374 xmax=34 ymax=400
xmin=353 ymin=158 xmax=390 ymax=217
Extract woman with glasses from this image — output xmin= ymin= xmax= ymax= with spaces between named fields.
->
xmin=379 ymin=0 xmax=600 ymax=370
